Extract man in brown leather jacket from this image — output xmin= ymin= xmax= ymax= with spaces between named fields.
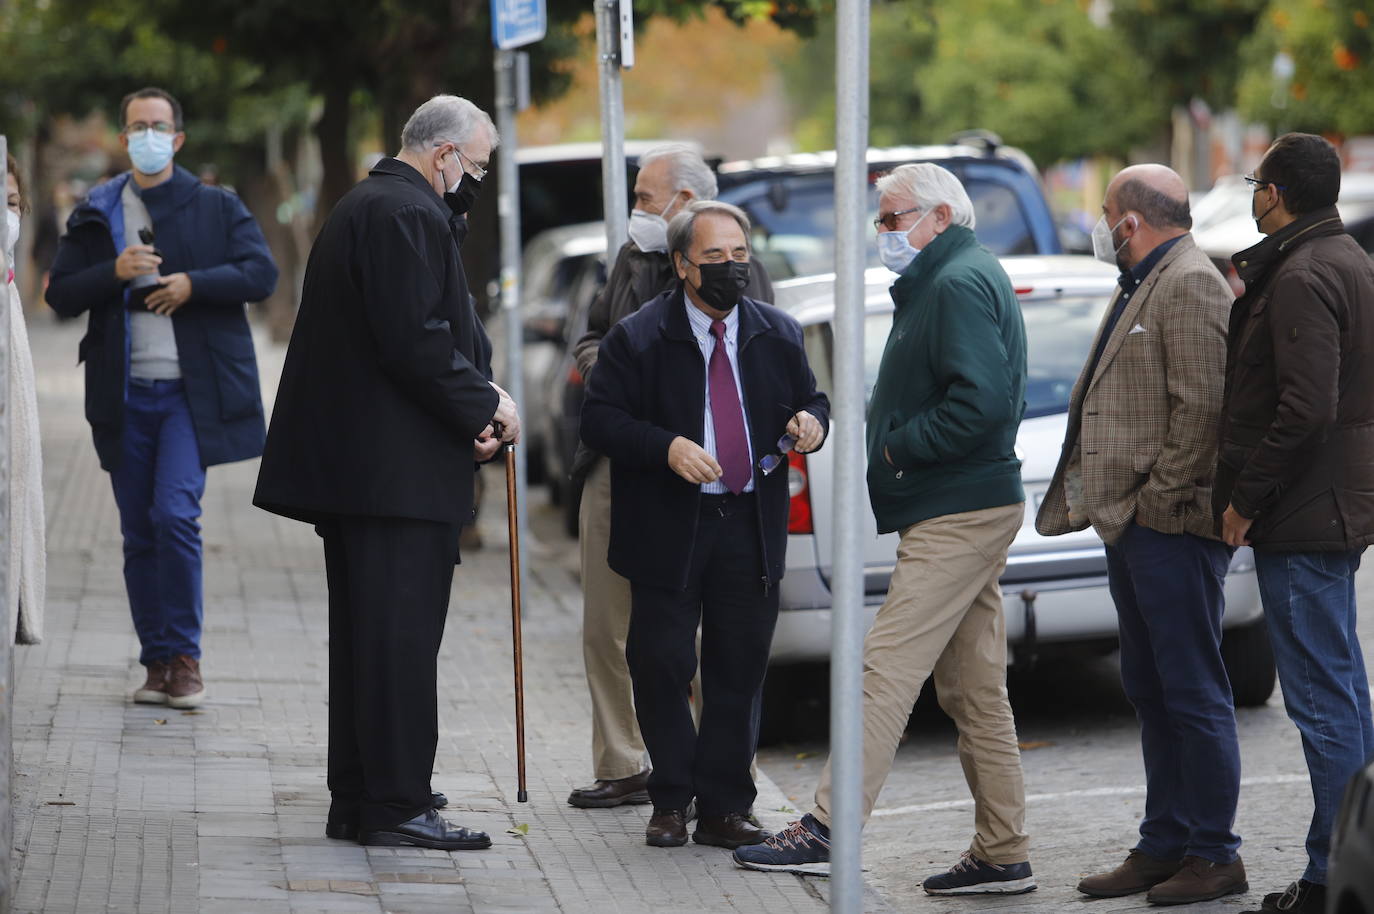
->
xmin=566 ymin=144 xmax=771 ymax=809
xmin=1215 ymin=132 xmax=1374 ymax=914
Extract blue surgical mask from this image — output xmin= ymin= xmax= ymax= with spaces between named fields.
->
xmin=128 ymin=130 xmax=176 ymax=176
xmin=876 ymin=210 xmax=931 ymax=274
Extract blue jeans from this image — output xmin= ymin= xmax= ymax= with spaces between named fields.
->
xmin=109 ymin=378 xmax=207 ymax=665
xmin=1106 ymin=524 xmax=1242 ymax=863
xmin=1254 ymin=548 xmax=1374 ymax=885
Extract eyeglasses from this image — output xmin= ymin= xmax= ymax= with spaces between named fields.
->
xmin=873 ymin=206 xmax=922 ymax=232
xmin=438 ymin=143 xmax=487 ymax=181
xmin=757 ymin=433 xmax=799 ymax=476
xmin=123 ymin=121 xmax=177 ymax=138
xmin=1243 ymin=174 xmax=1286 ymax=192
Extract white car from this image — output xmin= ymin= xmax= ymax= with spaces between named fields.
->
xmin=770 ymin=256 xmax=1276 ymax=706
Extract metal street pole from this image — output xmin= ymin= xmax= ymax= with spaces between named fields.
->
xmin=0 ymin=136 xmax=14 ymax=914
xmin=494 ymin=49 xmax=530 ymax=594
xmin=829 ymin=3 xmax=869 ymax=912
xmin=595 ymin=0 xmax=628 ymax=269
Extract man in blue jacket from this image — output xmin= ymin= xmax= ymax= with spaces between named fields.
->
xmin=48 ymin=87 xmax=277 ymax=710
xmin=581 ymin=200 xmax=829 ymax=851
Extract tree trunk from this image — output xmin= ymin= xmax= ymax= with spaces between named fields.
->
xmin=315 ymin=81 xmax=355 ymax=235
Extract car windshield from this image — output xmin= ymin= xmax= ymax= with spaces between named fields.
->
xmin=803 ymin=288 xmax=1109 ymax=420
xmin=724 ymin=174 xmax=1038 ymax=280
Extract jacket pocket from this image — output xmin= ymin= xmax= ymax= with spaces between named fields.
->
xmin=205 ymin=332 xmax=262 ymax=422
xmin=1132 ymin=448 xmax=1160 ymax=475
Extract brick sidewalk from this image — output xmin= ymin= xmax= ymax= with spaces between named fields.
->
xmin=11 ymin=316 xmax=841 ymax=914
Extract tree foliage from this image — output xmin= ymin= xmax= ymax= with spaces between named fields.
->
xmin=1236 ymin=0 xmax=1374 ymax=135
xmin=784 ymin=0 xmax=1158 ymax=166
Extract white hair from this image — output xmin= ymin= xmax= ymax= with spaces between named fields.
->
xmin=638 ymin=143 xmax=718 ymax=201
xmin=874 ymin=162 xmax=976 ymax=229
xmin=400 ymin=95 xmax=498 ymax=153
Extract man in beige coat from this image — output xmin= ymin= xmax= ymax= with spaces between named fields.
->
xmin=1037 ymin=165 xmax=1245 ymax=906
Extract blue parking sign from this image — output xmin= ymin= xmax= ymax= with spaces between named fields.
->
xmin=491 ymin=0 xmax=546 ymax=49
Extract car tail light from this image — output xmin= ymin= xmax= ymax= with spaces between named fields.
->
xmin=566 ymin=364 xmax=582 ymax=386
xmin=787 ymin=451 xmax=813 ymax=534
xmin=1013 ymin=286 xmax=1034 ymax=296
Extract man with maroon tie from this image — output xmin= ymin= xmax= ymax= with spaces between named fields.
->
xmin=580 ymin=200 xmax=829 ymax=851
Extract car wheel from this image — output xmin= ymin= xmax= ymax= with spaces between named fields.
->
xmin=1222 ymin=617 xmax=1277 ymax=707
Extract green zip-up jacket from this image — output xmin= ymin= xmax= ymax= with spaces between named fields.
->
xmin=866 ymin=224 xmax=1027 ymax=533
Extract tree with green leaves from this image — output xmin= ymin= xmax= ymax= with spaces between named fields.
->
xmin=1236 ymin=0 xmax=1374 ymax=136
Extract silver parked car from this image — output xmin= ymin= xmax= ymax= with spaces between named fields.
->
xmin=770 ymin=256 xmax=1276 ymax=706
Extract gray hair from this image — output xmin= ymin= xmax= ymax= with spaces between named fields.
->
xmin=667 ymin=200 xmax=752 ymax=262
xmin=874 ymin=162 xmax=976 ymax=229
xmin=638 ymin=143 xmax=718 ymax=201
xmin=400 ymin=95 xmax=498 ymax=153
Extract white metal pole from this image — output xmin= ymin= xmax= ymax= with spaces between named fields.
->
xmin=829 ymin=3 xmax=869 ymax=912
xmin=494 ymin=49 xmax=530 ymax=587
xmin=594 ymin=0 xmax=628 ymax=269
xmin=0 ymin=135 xmax=14 ymax=914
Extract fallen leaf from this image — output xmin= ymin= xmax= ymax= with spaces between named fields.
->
xmin=1018 ymin=740 xmax=1055 ymax=750
xmin=794 ymin=751 xmax=813 ymax=760
xmin=154 ymin=719 xmax=168 ymax=725
xmin=506 ymin=823 xmax=530 ymax=837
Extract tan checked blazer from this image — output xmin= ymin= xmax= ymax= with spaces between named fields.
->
xmin=1036 ymin=234 xmax=1231 ymax=546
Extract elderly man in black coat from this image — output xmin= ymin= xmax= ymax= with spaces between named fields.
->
xmin=254 ymin=95 xmax=518 ymax=852
xmin=581 ymin=200 xmax=829 ymax=850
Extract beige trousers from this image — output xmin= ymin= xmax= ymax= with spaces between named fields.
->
xmin=813 ymin=502 xmax=1030 ymax=864
xmin=579 ymin=459 xmax=647 ymax=780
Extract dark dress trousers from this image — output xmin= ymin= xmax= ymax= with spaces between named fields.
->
xmin=581 ymin=289 xmax=830 ymax=814
xmin=254 ymin=158 xmax=498 ymax=833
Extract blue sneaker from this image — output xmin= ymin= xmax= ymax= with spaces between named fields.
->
xmin=922 ymin=852 xmax=1037 ymax=895
xmin=732 ymin=815 xmax=831 ymax=876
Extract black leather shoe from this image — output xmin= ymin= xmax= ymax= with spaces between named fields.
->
xmin=694 ymin=812 xmax=771 ymax=849
xmin=325 ymin=792 xmax=450 ymax=841
xmin=567 ymin=770 xmax=651 ymax=808
xmin=359 ymin=808 xmax=491 ymax=851
xmin=646 ymin=808 xmax=689 ymax=847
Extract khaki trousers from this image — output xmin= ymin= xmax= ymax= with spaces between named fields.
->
xmin=813 ymin=502 xmax=1030 ymax=864
xmin=579 ymin=459 xmax=646 ymax=779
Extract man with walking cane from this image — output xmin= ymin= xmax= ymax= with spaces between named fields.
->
xmin=254 ymin=95 xmax=519 ymax=851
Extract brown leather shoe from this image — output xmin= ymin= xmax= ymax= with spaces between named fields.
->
xmin=133 ymin=660 xmax=170 ymax=705
xmin=645 ymin=808 xmax=688 ymax=847
xmin=1077 ymin=850 xmax=1184 ymax=897
xmin=1145 ymin=855 xmax=1247 ymax=906
xmin=166 ymin=655 xmax=205 ymax=709
xmin=567 ymin=769 xmax=651 ymax=808
xmin=693 ymin=812 xmax=772 ymax=850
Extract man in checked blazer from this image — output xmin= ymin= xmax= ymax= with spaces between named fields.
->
xmin=1036 ymin=165 xmax=1246 ymax=905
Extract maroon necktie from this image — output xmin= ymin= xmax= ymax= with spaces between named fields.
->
xmin=709 ymin=320 xmax=751 ymax=494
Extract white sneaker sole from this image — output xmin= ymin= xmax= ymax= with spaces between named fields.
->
xmin=925 ymin=877 xmax=1037 ymax=895
xmin=734 ymin=858 xmax=831 ymax=877
xmin=167 ymin=689 xmax=205 ymax=710
xmin=132 ymin=689 xmax=167 ymax=705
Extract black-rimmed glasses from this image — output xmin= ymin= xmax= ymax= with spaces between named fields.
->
xmin=873 ymin=206 xmax=922 ymax=232
xmin=1243 ymin=173 xmax=1286 ymax=192
xmin=758 ymin=433 xmax=799 ymax=475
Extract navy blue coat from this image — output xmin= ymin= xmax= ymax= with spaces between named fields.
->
xmin=47 ymin=166 xmax=278 ymax=470
xmin=581 ymin=289 xmax=830 ymax=591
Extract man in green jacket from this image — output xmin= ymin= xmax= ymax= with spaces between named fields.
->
xmin=735 ymin=163 xmax=1034 ymax=895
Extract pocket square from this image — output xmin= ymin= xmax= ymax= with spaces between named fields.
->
xmin=1128 ymin=323 xmax=1147 ymax=334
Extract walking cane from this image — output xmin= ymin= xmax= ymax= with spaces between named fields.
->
xmin=501 ymin=436 xmax=529 ymax=803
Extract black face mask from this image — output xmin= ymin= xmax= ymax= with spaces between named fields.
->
xmin=688 ymin=259 xmax=751 ymax=311
xmin=444 ymin=172 xmax=481 ymax=216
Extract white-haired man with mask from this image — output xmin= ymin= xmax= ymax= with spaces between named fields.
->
xmin=255 ymin=95 xmax=519 ymax=851
xmin=735 ymin=163 xmax=1035 ymax=896
xmin=565 ymin=143 xmax=772 ymax=809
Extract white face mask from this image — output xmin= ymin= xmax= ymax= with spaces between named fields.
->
xmin=4 ymin=209 xmax=18 ymax=277
xmin=626 ymin=193 xmax=682 ymax=254
xmin=876 ymin=210 xmax=930 ymax=274
xmin=1091 ymin=214 xmax=1129 ymax=266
